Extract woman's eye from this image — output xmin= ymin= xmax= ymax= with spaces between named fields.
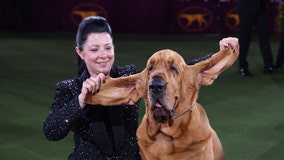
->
xmin=90 ymin=48 xmax=98 ymax=52
xmin=105 ymin=44 xmax=113 ymax=50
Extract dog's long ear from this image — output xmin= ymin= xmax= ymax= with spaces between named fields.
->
xmin=84 ymin=69 xmax=147 ymax=106
xmin=189 ymin=45 xmax=239 ymax=86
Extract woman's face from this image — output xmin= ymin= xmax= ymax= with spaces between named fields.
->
xmin=76 ymin=32 xmax=115 ymax=77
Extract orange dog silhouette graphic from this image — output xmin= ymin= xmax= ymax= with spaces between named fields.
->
xmin=227 ymin=13 xmax=239 ymax=27
xmin=73 ymin=11 xmax=101 ymax=19
xmin=180 ymin=13 xmax=208 ymax=27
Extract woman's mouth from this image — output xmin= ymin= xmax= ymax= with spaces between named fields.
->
xmin=96 ymin=60 xmax=109 ymax=65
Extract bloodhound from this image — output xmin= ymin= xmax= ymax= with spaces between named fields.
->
xmin=85 ymin=39 xmax=239 ymax=160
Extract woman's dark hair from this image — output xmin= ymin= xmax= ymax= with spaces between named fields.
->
xmin=76 ymin=16 xmax=112 ymax=75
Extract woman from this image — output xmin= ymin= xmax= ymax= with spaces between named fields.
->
xmin=43 ymin=16 xmax=237 ymax=159
xmin=43 ymin=16 xmax=141 ymax=159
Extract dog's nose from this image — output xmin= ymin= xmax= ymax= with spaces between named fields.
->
xmin=149 ymin=79 xmax=165 ymax=94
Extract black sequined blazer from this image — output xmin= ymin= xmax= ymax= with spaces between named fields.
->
xmin=43 ymin=64 xmax=142 ymax=160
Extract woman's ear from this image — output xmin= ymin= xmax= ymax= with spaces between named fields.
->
xmin=75 ymin=47 xmax=84 ymax=59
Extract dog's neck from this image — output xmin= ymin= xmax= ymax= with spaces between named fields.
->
xmin=169 ymin=103 xmax=196 ymax=126
xmin=146 ymin=103 xmax=197 ymax=141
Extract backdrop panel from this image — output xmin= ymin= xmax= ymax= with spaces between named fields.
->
xmin=0 ymin=0 xmax=283 ymax=35
xmin=60 ymin=0 xmax=113 ymax=32
xmin=218 ymin=0 xmax=239 ymax=34
xmin=168 ymin=0 xmax=218 ymax=34
xmin=111 ymin=0 xmax=169 ymax=34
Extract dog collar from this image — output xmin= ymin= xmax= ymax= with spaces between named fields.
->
xmin=169 ymin=103 xmax=196 ymax=126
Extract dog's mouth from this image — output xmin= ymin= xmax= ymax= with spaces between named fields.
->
xmin=151 ymin=98 xmax=177 ymax=124
xmin=152 ymin=100 xmax=168 ymax=123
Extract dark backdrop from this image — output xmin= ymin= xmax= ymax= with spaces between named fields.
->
xmin=0 ymin=0 xmax=282 ymax=34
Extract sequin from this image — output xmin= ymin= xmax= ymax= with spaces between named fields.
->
xmin=43 ymin=65 xmax=142 ymax=159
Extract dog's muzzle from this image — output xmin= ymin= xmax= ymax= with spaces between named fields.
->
xmin=149 ymin=77 xmax=166 ymax=95
xmin=149 ymin=76 xmax=169 ymax=123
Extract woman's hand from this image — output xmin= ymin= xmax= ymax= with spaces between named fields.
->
xmin=219 ymin=37 xmax=238 ymax=51
xmin=78 ymin=73 xmax=106 ymax=108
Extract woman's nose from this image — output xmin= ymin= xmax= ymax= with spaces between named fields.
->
xmin=99 ymin=50 xmax=108 ymax=58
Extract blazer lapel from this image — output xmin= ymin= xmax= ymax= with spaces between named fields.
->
xmin=110 ymin=106 xmax=124 ymax=149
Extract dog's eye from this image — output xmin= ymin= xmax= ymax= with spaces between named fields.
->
xmin=148 ymin=65 xmax=153 ymax=72
xmin=170 ymin=65 xmax=179 ymax=74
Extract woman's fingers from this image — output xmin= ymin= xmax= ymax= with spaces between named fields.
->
xmin=85 ymin=78 xmax=98 ymax=94
xmin=219 ymin=37 xmax=238 ymax=50
xmin=86 ymin=73 xmax=106 ymax=94
xmin=97 ymin=73 xmax=106 ymax=85
xmin=79 ymin=74 xmax=106 ymax=108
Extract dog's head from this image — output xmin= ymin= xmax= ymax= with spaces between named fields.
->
xmin=145 ymin=50 xmax=187 ymax=124
xmin=85 ymin=45 xmax=239 ymax=137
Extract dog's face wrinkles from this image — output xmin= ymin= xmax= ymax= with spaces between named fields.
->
xmin=146 ymin=50 xmax=185 ymax=123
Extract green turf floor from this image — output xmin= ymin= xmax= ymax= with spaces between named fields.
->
xmin=0 ymin=32 xmax=284 ymax=160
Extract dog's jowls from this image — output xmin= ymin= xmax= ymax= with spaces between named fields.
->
xmin=85 ymin=38 xmax=239 ymax=160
